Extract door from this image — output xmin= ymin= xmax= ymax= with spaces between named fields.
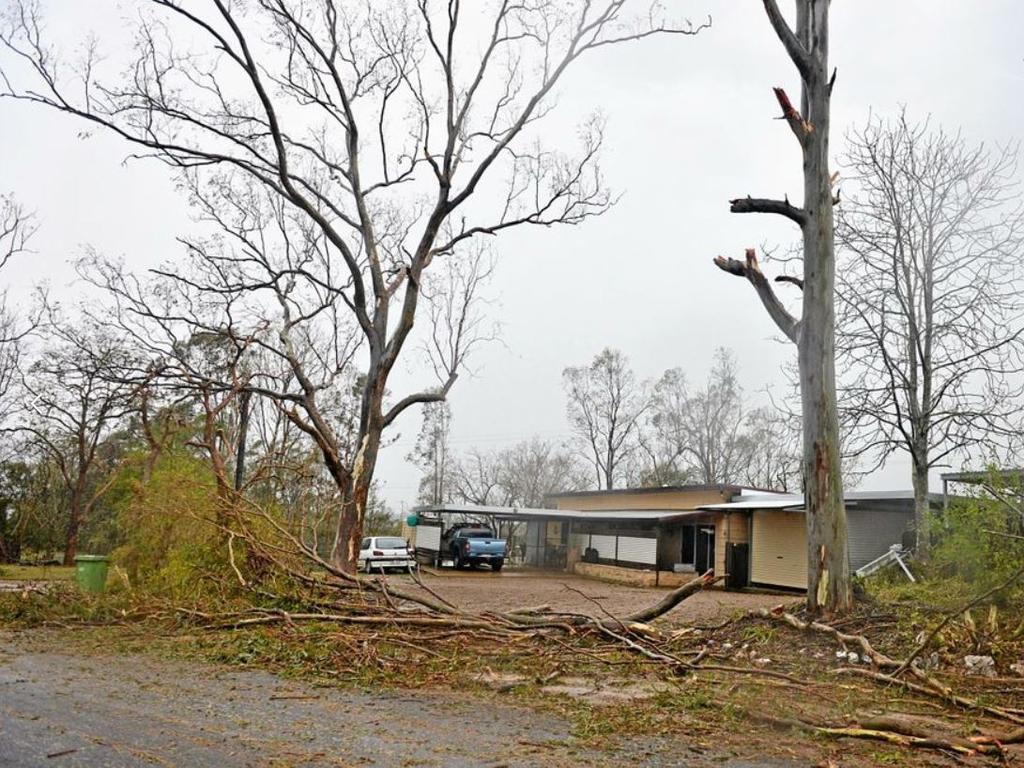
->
xmin=695 ymin=526 xmax=715 ymax=574
xmin=750 ymin=511 xmax=807 ymax=589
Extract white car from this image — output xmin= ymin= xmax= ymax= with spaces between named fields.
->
xmin=359 ymin=536 xmax=416 ymax=574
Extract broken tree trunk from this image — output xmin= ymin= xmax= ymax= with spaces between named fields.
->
xmin=714 ymin=0 xmax=850 ymax=616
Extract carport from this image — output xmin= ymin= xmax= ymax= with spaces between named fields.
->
xmin=410 ymin=503 xmax=711 ymax=579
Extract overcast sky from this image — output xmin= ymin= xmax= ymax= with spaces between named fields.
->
xmin=2 ymin=1 xmax=1022 ymax=512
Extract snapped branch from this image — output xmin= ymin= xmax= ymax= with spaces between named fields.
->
xmin=729 ymin=196 xmax=807 ymax=228
xmin=773 ymin=87 xmax=812 ymax=144
xmin=714 ymin=248 xmax=800 ymax=344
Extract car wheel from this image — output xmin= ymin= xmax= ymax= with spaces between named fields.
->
xmin=364 ymin=559 xmax=373 ymax=574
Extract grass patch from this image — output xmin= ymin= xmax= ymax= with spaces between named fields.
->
xmin=0 ymin=564 xmax=75 ymax=581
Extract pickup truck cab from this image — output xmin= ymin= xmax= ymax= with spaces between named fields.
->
xmin=359 ymin=536 xmax=416 ymax=574
xmin=443 ymin=524 xmax=507 ymax=572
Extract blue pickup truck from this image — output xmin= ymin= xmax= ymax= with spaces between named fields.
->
xmin=442 ymin=524 xmax=507 ymax=572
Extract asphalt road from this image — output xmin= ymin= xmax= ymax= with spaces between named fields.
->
xmin=0 ymin=630 xmax=794 ymax=767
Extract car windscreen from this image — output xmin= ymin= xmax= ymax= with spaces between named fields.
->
xmin=461 ymin=529 xmax=493 ymax=539
xmin=375 ymin=537 xmax=408 ymax=549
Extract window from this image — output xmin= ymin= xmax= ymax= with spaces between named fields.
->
xmin=681 ymin=525 xmax=696 ymax=565
xmin=375 ymin=537 xmax=408 ymax=549
xmin=361 ymin=538 xmax=371 ymax=550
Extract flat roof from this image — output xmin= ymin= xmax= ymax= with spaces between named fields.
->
xmin=414 ymin=503 xmax=708 ymax=524
xmin=941 ymin=469 xmax=1024 ymax=485
xmin=545 ymin=483 xmax=782 ymax=499
xmin=698 ymin=489 xmax=944 ymax=512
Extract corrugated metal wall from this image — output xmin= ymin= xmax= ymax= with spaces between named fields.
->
xmin=847 ymin=507 xmax=913 ymax=569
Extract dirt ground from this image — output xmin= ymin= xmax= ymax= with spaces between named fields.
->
xmin=407 ymin=569 xmax=786 ymax=624
xmin=0 ymin=629 xmax=794 ymax=768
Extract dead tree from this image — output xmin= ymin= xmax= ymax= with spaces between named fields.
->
xmin=836 ymin=112 xmax=1024 ymax=557
xmin=713 ymin=1 xmax=850 ymax=615
xmin=1 ymin=1 xmax=707 ymax=572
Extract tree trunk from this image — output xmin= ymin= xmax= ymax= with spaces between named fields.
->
xmin=331 ymin=431 xmax=381 ymax=573
xmin=912 ymin=458 xmax=931 ymax=560
xmin=234 ymin=390 xmax=251 ymax=493
xmin=63 ymin=498 xmax=82 ymax=566
xmin=796 ymin=0 xmax=851 ymax=617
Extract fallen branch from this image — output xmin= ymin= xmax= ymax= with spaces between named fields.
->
xmin=622 ymin=571 xmax=721 ymax=624
xmin=833 ymin=667 xmax=1024 ymax=725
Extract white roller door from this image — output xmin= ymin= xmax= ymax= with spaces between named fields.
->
xmin=616 ymin=536 xmax=657 ymax=565
xmin=416 ymin=524 xmax=441 ymax=551
xmin=751 ymin=511 xmax=807 ymax=589
xmin=589 ymin=534 xmax=617 ymax=560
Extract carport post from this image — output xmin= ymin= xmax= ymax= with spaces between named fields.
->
xmin=655 ymin=523 xmax=661 ymax=586
xmin=566 ymin=520 xmax=573 ymax=573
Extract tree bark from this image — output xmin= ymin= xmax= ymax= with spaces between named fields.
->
xmin=796 ymin=0 xmax=849 ymax=615
xmin=716 ymin=0 xmax=851 ymax=615
xmin=63 ymin=497 xmax=82 ymax=566
xmin=912 ymin=457 xmax=931 ymax=559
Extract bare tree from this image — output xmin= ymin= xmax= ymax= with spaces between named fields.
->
xmin=450 ymin=437 xmax=582 ymax=506
xmin=642 ymin=349 xmax=801 ymax=491
xmin=712 ymin=1 xmax=850 ymax=614
xmin=836 ymin=112 xmax=1024 ymax=558
xmin=563 ymin=348 xmax=649 ymax=490
xmin=1 ymin=0 xmax=706 ymax=572
xmin=0 ymin=194 xmax=37 ymax=428
xmin=647 ymin=349 xmax=747 ymax=485
xmin=408 ymin=400 xmax=453 ymax=506
xmin=741 ymin=405 xmax=802 ymax=492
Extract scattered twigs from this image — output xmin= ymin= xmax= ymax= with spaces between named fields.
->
xmin=892 ymin=564 xmax=1024 ymax=677
xmin=759 ymin=607 xmax=900 ymax=668
xmin=761 ymin=606 xmax=1024 ymax=726
xmin=408 ymin=566 xmax=459 ymax=611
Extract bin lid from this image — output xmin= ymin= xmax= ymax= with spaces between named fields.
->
xmin=74 ymin=555 xmax=110 ymax=562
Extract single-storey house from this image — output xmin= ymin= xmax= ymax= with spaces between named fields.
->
xmin=411 ymin=484 xmax=935 ymax=591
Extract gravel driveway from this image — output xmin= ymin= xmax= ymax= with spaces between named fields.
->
xmin=407 ymin=570 xmax=785 ymax=624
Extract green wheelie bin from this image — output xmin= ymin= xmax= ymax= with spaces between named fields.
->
xmin=74 ymin=555 xmax=110 ymax=594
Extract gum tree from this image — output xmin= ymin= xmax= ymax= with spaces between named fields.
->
xmin=713 ymin=0 xmax=850 ymax=615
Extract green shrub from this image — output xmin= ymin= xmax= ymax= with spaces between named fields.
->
xmin=112 ymin=450 xmax=228 ymax=601
xmin=929 ymin=470 xmax=1024 ymax=598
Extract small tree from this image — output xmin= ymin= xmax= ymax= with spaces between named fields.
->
xmin=713 ymin=1 xmax=850 ymax=614
xmin=563 ymin=348 xmax=649 ymax=490
xmin=836 ymin=112 xmax=1024 ymax=558
xmin=408 ymin=400 xmax=453 ymax=506
xmin=9 ymin=322 xmax=136 ymax=563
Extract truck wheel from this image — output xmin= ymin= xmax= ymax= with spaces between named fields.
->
xmin=452 ymin=550 xmax=464 ymax=569
xmin=491 ymin=559 xmax=504 ymax=573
